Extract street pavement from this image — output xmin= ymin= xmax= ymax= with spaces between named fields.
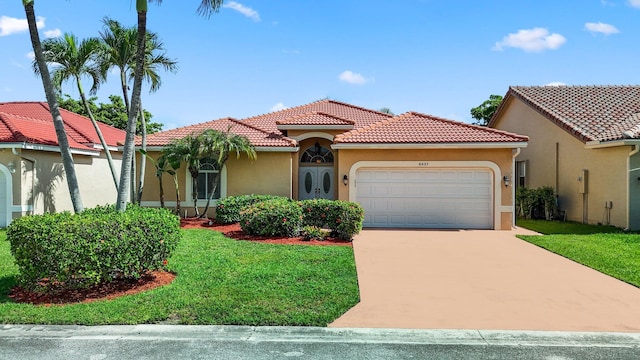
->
xmin=1 ymin=325 xmax=639 ymax=359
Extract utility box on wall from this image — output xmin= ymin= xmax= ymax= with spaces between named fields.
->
xmin=578 ymin=169 xmax=588 ymax=194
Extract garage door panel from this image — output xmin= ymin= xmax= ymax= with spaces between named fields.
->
xmin=356 ymin=168 xmax=493 ymax=229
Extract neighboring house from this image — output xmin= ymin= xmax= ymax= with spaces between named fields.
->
xmin=0 ymin=102 xmax=126 ymax=227
xmin=489 ymin=85 xmax=640 ymax=230
xmin=141 ymin=100 xmax=527 ymax=230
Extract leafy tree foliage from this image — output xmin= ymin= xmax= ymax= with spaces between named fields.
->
xmin=58 ymin=94 xmax=162 ymax=134
xmin=470 ymin=94 xmax=503 ymax=126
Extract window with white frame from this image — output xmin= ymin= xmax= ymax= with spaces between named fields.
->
xmin=197 ymin=160 xmax=221 ymax=200
xmin=516 ymin=160 xmax=527 ymax=188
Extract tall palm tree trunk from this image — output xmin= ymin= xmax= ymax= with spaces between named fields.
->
xmin=116 ymin=5 xmax=147 ymax=212
xmin=24 ymin=1 xmax=83 ymax=213
xmin=76 ymin=78 xmax=119 ymax=190
xmin=136 ymin=102 xmax=147 ymax=205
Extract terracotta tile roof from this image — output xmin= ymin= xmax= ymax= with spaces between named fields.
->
xmin=275 ymin=111 xmax=355 ymax=126
xmin=144 ymin=117 xmax=296 ymax=147
xmin=0 ymin=102 xmax=126 ymax=152
xmin=499 ymin=85 xmax=640 ymax=142
xmin=334 ymin=112 xmax=528 ymax=144
xmin=244 ymin=99 xmax=391 ymax=133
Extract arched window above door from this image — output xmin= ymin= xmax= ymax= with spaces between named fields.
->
xmin=300 ymin=142 xmax=334 ymax=164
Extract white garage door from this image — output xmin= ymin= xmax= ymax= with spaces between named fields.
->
xmin=356 ymin=168 xmax=493 ymax=229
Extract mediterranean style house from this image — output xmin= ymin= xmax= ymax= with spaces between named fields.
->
xmin=489 ymin=85 xmax=640 ymax=230
xmin=140 ymin=100 xmax=528 ymax=230
xmin=0 ymin=102 xmax=125 ymax=227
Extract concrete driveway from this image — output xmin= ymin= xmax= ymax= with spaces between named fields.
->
xmin=329 ymin=228 xmax=640 ymax=331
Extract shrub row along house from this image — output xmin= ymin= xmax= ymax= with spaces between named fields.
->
xmin=489 ymin=85 xmax=640 ymax=231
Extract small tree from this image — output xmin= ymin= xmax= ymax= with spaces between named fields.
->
xmin=470 ymin=95 xmax=503 ymax=126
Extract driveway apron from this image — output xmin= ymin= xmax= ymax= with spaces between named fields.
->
xmin=329 ymin=229 xmax=640 ymax=331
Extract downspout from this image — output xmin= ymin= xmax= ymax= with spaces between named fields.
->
xmin=627 ymin=145 xmax=640 ymax=230
xmin=12 ymin=147 xmax=36 ymax=215
xmin=512 ymin=148 xmax=521 ymax=228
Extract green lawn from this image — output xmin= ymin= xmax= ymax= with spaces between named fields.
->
xmin=516 ymin=218 xmax=623 ymax=235
xmin=516 ymin=219 xmax=640 ymax=288
xmin=0 ymin=229 xmax=359 ymax=325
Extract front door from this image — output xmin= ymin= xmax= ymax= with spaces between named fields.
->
xmin=299 ymin=166 xmax=334 ymax=200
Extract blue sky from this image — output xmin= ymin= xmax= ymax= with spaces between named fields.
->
xmin=1 ymin=1 xmax=640 ymax=130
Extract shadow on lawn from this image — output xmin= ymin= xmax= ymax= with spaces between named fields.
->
xmin=0 ymin=275 xmax=17 ymax=303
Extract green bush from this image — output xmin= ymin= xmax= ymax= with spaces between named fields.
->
xmin=216 ymin=194 xmax=288 ymax=224
xmin=301 ymin=225 xmax=329 ymax=241
xmin=239 ymin=198 xmax=303 ymax=237
xmin=516 ymin=186 xmax=558 ymax=220
xmin=7 ymin=204 xmax=181 ymax=292
xmin=299 ymin=199 xmax=364 ymax=240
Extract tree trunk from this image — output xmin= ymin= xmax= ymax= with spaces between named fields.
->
xmin=120 ymin=69 xmax=130 ymax=113
xmin=200 ymin=157 xmax=227 ymax=218
xmin=136 ymin=102 xmax=147 ymax=205
xmin=25 ymin=2 xmax=84 ymax=213
xmin=116 ymin=7 xmax=147 ymax=212
xmin=158 ymin=176 xmax=165 ymax=208
xmin=76 ymin=77 xmax=119 ymax=191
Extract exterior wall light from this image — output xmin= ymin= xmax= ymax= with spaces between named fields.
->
xmin=343 ymin=174 xmax=348 ymax=186
xmin=503 ymin=175 xmax=510 ymax=187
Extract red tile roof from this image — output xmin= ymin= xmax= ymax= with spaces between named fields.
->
xmin=494 ymin=85 xmax=640 ymax=142
xmin=145 ymin=117 xmax=296 ymax=147
xmin=275 ymin=111 xmax=355 ymax=126
xmin=146 ymin=99 xmax=527 ymax=148
xmin=0 ymin=102 xmax=126 ymax=152
xmin=334 ymin=112 xmax=528 ymax=144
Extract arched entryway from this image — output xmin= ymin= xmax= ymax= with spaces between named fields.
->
xmin=298 ymin=142 xmax=335 ymax=200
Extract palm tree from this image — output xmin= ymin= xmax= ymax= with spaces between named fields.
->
xmin=199 ymin=129 xmax=256 ymax=218
xmin=140 ymin=150 xmax=180 ymax=210
xmin=116 ymin=0 xmax=224 ymax=212
xmin=37 ymin=33 xmax=119 ymax=190
xmin=23 ymin=0 xmax=83 ymax=213
xmin=168 ymin=133 xmax=206 ymax=217
xmin=100 ymin=17 xmax=178 ymax=208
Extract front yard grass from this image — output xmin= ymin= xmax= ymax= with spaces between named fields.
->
xmin=0 ymin=229 xmax=359 ymax=325
xmin=517 ymin=219 xmax=640 ymax=288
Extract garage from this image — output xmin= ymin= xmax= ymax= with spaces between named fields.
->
xmin=355 ymin=168 xmax=493 ymax=229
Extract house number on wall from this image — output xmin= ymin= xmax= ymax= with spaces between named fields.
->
xmin=418 ymin=162 xmax=429 ymax=166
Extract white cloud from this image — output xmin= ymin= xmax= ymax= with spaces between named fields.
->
xmin=493 ymin=27 xmax=566 ymax=52
xmin=544 ymin=82 xmax=567 ymax=86
xmin=585 ymin=22 xmax=619 ymax=35
xmin=270 ymin=102 xmax=287 ymax=112
xmin=223 ymin=1 xmax=261 ymax=22
xmin=26 ymin=51 xmax=35 ymax=60
xmin=628 ymin=0 xmax=640 ymax=8
xmin=338 ymin=70 xmax=373 ymax=85
xmin=0 ymin=15 xmax=44 ymax=36
xmin=44 ymin=28 xmax=62 ymax=38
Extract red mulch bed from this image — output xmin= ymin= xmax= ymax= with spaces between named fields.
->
xmin=9 ymin=270 xmax=175 ymax=306
xmin=9 ymin=218 xmax=351 ymax=306
xmin=179 ymin=217 xmax=353 ymax=247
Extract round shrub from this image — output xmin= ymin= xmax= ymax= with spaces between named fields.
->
xmin=239 ymin=198 xmax=303 ymax=237
xmin=299 ymin=199 xmax=364 ymax=240
xmin=7 ymin=204 xmax=181 ymax=292
xmin=216 ymin=194 xmax=288 ymax=224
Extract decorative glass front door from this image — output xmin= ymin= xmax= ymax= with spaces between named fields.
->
xmin=299 ymin=166 xmax=334 ymax=200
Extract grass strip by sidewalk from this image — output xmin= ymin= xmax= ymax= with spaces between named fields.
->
xmin=516 ymin=219 xmax=623 ymax=235
xmin=0 ymin=229 xmax=359 ymax=326
xmin=520 ymin=233 xmax=640 ymax=288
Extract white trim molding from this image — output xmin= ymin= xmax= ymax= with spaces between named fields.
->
xmin=288 ymin=132 xmax=335 ymax=142
xmin=332 ymin=142 xmax=528 ymax=150
xmin=184 ymin=165 xmax=228 ymax=207
xmin=348 ymin=160 xmax=504 ymax=230
xmin=277 ymin=125 xmax=353 ymax=131
xmin=0 ymin=142 xmax=100 ymax=156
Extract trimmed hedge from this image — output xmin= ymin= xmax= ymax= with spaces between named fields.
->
xmin=299 ymin=199 xmax=364 ymax=240
xmin=239 ymin=198 xmax=303 ymax=237
xmin=7 ymin=205 xmax=180 ymax=292
xmin=216 ymin=194 xmax=288 ymax=224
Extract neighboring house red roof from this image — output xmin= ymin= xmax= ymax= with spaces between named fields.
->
xmin=145 ymin=117 xmax=296 ymax=147
xmin=491 ymin=85 xmax=640 ymax=142
xmin=334 ymin=112 xmax=528 ymax=144
xmin=146 ymin=99 xmax=528 ymax=148
xmin=0 ymin=101 xmax=126 ymax=152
